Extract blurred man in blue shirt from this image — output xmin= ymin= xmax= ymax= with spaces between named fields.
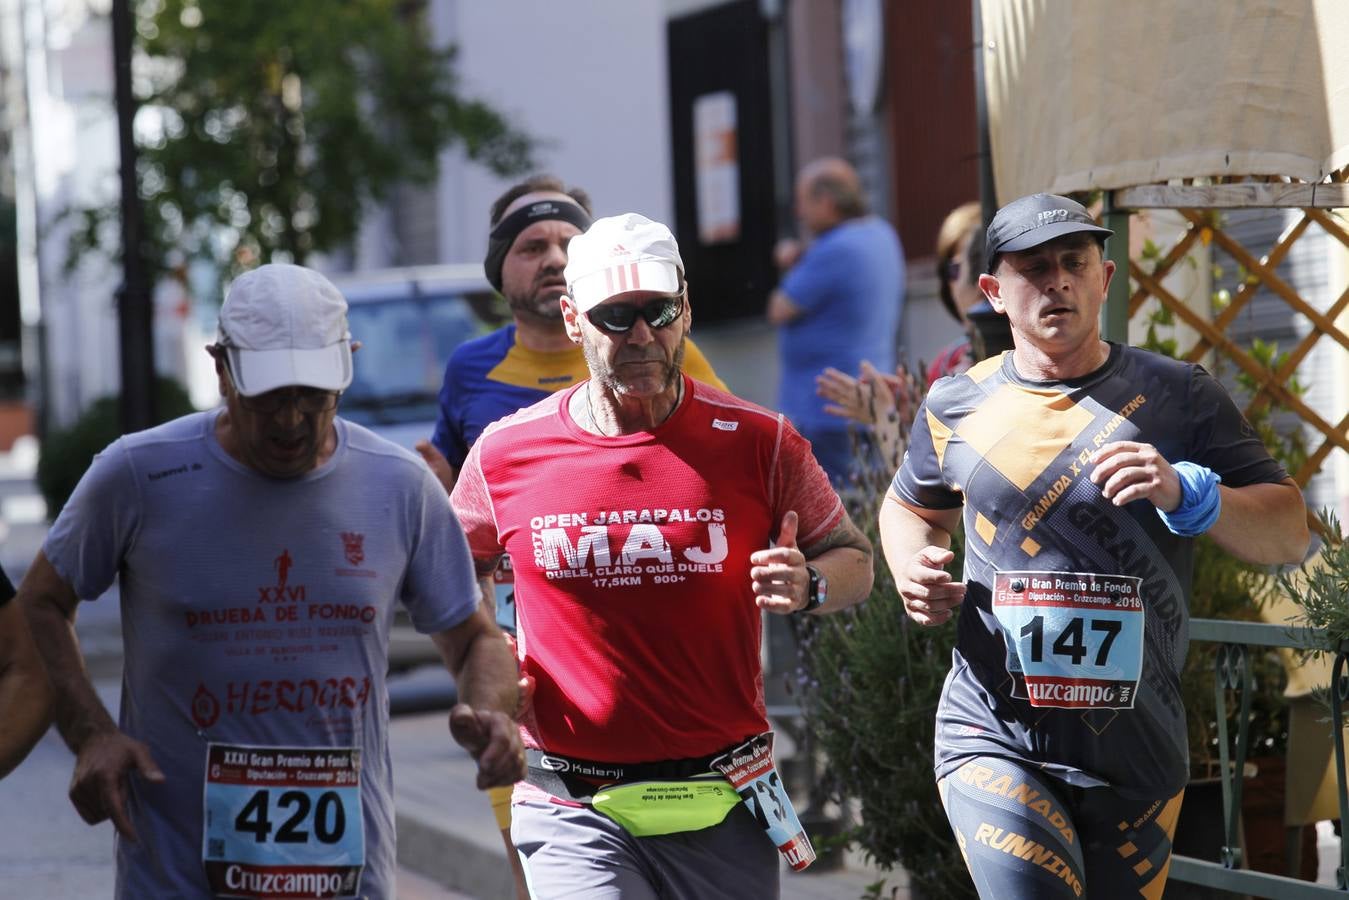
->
xmin=767 ymin=157 xmax=904 ymax=487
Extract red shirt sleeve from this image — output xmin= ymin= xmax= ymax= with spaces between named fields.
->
xmin=448 ymin=437 xmax=504 ymax=560
xmin=770 ymin=416 xmax=845 ymax=548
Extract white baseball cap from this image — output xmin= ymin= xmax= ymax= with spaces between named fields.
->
xmin=217 ymin=264 xmax=354 ymax=397
xmin=564 ymin=213 xmax=684 ymax=313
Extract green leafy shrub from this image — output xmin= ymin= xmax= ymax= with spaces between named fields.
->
xmin=791 ymin=394 xmax=976 ymax=899
xmin=37 ymin=378 xmax=197 ymax=519
xmin=1280 ymin=509 xmax=1349 ymax=663
xmin=1182 ymin=536 xmax=1291 ymax=771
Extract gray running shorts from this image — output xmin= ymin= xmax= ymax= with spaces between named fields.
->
xmin=512 ymin=797 xmax=780 ymax=899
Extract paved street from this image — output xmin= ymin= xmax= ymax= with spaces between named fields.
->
xmin=0 ymin=680 xmax=475 ymax=899
xmin=0 ymin=727 xmax=114 ymax=896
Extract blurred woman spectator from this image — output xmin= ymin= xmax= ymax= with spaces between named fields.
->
xmin=925 ymin=201 xmax=984 ymax=385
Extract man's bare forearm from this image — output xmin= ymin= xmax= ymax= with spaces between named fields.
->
xmin=456 ymin=622 xmax=520 ymax=717
xmin=19 ymin=556 xmax=118 ymax=753
xmin=1206 ymin=479 xmax=1308 ymax=566
xmin=0 ymin=601 xmax=53 ymax=777
xmin=802 ymin=514 xmax=875 ymax=612
xmin=431 ymin=578 xmax=519 ymax=720
xmin=878 ymin=491 xmax=956 ymax=576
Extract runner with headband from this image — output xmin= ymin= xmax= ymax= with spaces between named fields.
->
xmin=424 ymin=175 xmax=725 ymax=482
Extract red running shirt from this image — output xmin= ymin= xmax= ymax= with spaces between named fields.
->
xmin=452 ymin=376 xmax=844 ymax=763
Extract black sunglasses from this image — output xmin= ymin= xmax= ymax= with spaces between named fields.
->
xmin=585 ymin=293 xmax=685 ymax=333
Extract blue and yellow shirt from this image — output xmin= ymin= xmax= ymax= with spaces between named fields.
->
xmin=432 ymin=324 xmax=726 ymax=466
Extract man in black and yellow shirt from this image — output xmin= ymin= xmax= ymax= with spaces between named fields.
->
xmin=880 ymin=193 xmax=1308 ymax=899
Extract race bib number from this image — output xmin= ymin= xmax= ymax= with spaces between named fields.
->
xmin=712 ymin=732 xmax=816 ymax=871
xmin=992 ymin=570 xmax=1144 ymax=710
xmin=202 ymin=744 xmax=364 ymax=899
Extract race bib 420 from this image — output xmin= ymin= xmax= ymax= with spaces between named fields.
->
xmin=992 ymin=570 xmax=1144 ymax=710
xmin=202 ymin=743 xmax=364 ymax=898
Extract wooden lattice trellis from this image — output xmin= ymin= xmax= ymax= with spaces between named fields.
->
xmin=1111 ymin=170 xmax=1349 ymax=490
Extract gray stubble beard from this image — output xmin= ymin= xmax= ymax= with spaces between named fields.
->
xmin=581 ymin=336 xmax=687 ymax=398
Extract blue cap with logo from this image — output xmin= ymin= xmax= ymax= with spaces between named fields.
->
xmin=985 ymin=193 xmax=1114 ymax=271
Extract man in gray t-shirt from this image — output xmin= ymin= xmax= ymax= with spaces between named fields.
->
xmin=20 ymin=264 xmax=524 ymax=899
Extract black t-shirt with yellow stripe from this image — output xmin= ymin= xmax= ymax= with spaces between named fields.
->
xmin=893 ymin=343 xmax=1286 ymax=795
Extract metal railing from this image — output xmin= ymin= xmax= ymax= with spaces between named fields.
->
xmin=1171 ymin=618 xmax=1347 ymax=897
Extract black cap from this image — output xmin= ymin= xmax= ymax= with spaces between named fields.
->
xmin=985 ymin=193 xmax=1113 ymax=272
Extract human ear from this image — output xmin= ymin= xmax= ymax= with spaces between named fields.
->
xmin=977 ymin=273 xmax=1005 ymax=314
xmin=560 ymin=296 xmax=583 ymax=344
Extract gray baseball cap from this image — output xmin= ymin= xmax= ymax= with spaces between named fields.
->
xmin=217 ymin=264 xmax=353 ymax=397
xmin=985 ymin=193 xmax=1113 ymax=271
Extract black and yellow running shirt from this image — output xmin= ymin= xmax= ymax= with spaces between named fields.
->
xmin=893 ymin=343 xmax=1287 ymax=795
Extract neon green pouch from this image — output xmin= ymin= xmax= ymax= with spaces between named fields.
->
xmin=591 ymin=776 xmax=740 ymax=837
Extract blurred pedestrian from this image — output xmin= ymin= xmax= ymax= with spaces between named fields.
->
xmin=0 ymin=560 xmax=51 ymax=779
xmin=19 ymin=263 xmax=523 ymax=899
xmin=813 ymin=201 xmax=985 ymax=473
xmin=926 ymin=201 xmax=985 ymax=384
xmin=767 ymin=157 xmax=904 ymax=487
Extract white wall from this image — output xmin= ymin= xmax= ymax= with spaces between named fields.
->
xmin=7 ymin=2 xmax=210 ymax=428
xmin=14 ymin=4 xmax=127 ymax=427
xmin=428 ymin=0 xmax=674 ymax=265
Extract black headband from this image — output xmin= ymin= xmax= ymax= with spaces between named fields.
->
xmin=483 ymin=200 xmax=593 ymax=292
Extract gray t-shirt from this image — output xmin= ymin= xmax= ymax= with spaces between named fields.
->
xmin=44 ymin=410 xmax=479 ymax=899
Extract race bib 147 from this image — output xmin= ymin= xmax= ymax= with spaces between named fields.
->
xmin=992 ymin=570 xmax=1144 ymax=710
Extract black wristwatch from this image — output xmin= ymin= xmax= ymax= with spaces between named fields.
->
xmin=798 ymin=565 xmax=827 ymax=614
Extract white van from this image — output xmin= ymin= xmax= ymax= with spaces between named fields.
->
xmin=329 ymin=263 xmax=498 ymax=450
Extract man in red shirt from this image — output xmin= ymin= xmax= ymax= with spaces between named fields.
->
xmin=451 ymin=212 xmax=873 ymax=898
